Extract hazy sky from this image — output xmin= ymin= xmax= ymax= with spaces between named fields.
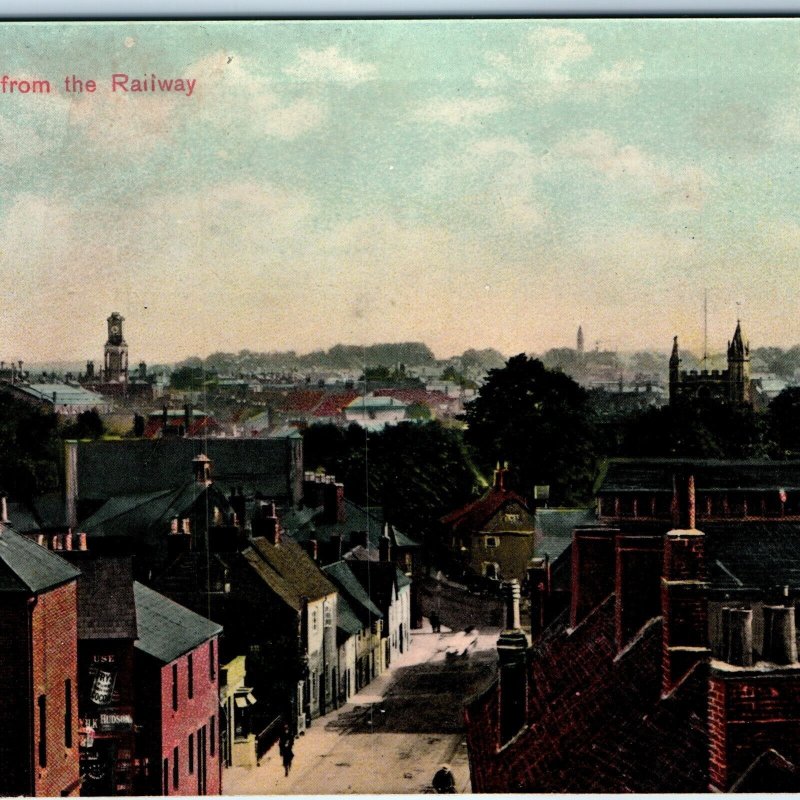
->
xmin=2 ymin=19 xmax=800 ymax=362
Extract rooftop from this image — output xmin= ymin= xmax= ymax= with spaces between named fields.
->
xmin=0 ymin=524 xmax=80 ymax=594
xmin=16 ymin=383 xmax=106 ymax=406
xmin=134 ymin=581 xmax=222 ymax=663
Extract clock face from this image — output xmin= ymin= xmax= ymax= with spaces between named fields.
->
xmin=110 ymin=325 xmax=119 ymax=334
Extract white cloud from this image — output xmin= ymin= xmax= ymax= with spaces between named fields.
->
xmin=413 ymin=96 xmax=509 ymax=127
xmin=283 ymin=46 xmax=377 ymax=85
xmin=557 ymin=129 xmax=711 ymax=211
xmin=476 ymin=25 xmax=642 ymax=102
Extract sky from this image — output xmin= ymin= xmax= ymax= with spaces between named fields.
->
xmin=2 ymin=19 xmax=800 ymax=363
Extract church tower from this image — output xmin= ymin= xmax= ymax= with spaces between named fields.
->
xmin=104 ymin=312 xmax=128 ymax=383
xmin=669 ymin=335 xmax=680 ymax=403
xmin=727 ymin=320 xmax=750 ymax=404
xmin=576 ymin=326 xmax=584 ymax=355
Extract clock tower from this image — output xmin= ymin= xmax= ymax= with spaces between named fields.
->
xmin=104 ymin=312 xmax=129 ymax=382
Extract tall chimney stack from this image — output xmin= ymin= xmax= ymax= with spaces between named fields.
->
xmin=762 ymin=606 xmax=798 ymax=664
xmin=496 ymin=579 xmax=528 ymax=744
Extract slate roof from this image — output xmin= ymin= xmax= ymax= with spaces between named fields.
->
xmin=80 ymin=482 xmax=219 ymax=539
xmin=322 ymin=560 xmax=383 ymax=624
xmin=75 ymin=438 xmax=296 ymax=501
xmin=0 ymin=524 xmax=80 ymax=594
xmin=242 ymin=536 xmax=337 ymax=612
xmin=441 ymin=485 xmax=532 ymax=535
xmin=17 ymin=383 xmax=106 ymax=406
xmin=729 ymin=749 xmax=800 ymax=793
xmin=333 ymin=593 xmax=363 ymax=641
xmin=289 ymin=499 xmax=420 ymax=550
xmin=598 ymin=458 xmax=800 ymax=494
xmin=704 ymin=523 xmax=800 ymax=591
xmin=76 ymin=557 xmax=137 ymax=640
xmin=133 ymin=581 xmax=222 ymax=664
xmin=346 ymin=560 xmax=409 ymax=612
xmin=535 ymin=507 xmax=599 ymax=562
xmin=6 ymin=502 xmax=40 ymax=533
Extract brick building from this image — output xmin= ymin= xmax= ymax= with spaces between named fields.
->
xmin=133 ymin=582 xmax=222 ymax=796
xmin=0 ymin=521 xmax=81 ymax=797
xmin=465 ymin=466 xmax=800 ymax=792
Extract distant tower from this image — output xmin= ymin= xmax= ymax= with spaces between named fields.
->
xmin=727 ymin=320 xmax=751 ymax=404
xmin=669 ymin=336 xmax=680 ymax=403
xmin=104 ymin=312 xmax=128 ymax=383
xmin=576 ymin=326 xmax=584 ymax=355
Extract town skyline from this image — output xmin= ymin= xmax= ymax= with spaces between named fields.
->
xmin=4 ymin=20 xmax=800 ymax=361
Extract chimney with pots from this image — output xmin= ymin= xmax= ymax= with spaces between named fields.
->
xmin=192 ymin=453 xmax=212 ymax=486
xmin=709 ymin=603 xmax=800 ymax=791
xmin=303 ymin=539 xmax=319 ymax=562
xmin=497 ymin=579 xmax=528 ymax=745
xmin=528 ymin=555 xmax=551 ymax=639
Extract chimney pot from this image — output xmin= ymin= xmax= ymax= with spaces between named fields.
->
xmin=503 ymin=579 xmax=522 ymax=631
xmin=762 ymin=605 xmax=798 ymax=665
xmin=721 ymin=607 xmax=753 ymax=666
xmin=64 ymin=532 xmax=73 ymax=551
xmin=78 ymin=532 xmax=88 ymax=551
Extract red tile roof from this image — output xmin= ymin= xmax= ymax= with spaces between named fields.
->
xmin=441 ymin=485 xmax=530 ymax=534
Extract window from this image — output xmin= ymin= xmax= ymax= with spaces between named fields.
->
xmin=485 ymin=536 xmax=498 ymax=549
xmin=172 ymin=664 xmax=179 ymax=711
xmin=210 ymin=715 xmax=216 ymax=757
xmin=188 ymin=734 xmax=194 ymax=774
xmin=188 ymin=654 xmax=194 ymax=699
xmin=311 ymin=610 xmax=318 ymax=632
xmin=209 ymin=640 xmax=216 ymax=681
xmin=38 ymin=694 xmax=47 ymax=767
xmin=64 ymin=679 xmax=73 ymax=748
xmin=163 ymin=759 xmax=169 ymax=796
xmin=172 ymin=746 xmax=179 ymax=789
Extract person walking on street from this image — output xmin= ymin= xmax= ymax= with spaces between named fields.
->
xmin=279 ymin=723 xmax=295 ymax=777
xmin=432 ymin=763 xmax=456 ymax=793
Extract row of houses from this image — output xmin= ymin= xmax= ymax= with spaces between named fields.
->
xmin=1 ymin=436 xmax=416 ymax=795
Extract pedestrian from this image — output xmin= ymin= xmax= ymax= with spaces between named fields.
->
xmin=430 ymin=610 xmax=440 ymax=633
xmin=432 ymin=763 xmax=456 ymax=793
xmin=278 ymin=723 xmax=295 ymax=777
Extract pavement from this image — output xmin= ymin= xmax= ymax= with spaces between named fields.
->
xmin=224 ymin=621 xmax=499 ymax=795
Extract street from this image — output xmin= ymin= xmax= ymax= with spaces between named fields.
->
xmin=224 ymin=620 xmax=499 ymax=795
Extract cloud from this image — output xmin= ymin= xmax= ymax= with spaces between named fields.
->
xmin=283 ymin=46 xmax=378 ymax=85
xmin=413 ymin=96 xmax=509 ymax=127
xmin=556 ymin=129 xmax=711 ymax=211
xmin=0 ymin=114 xmax=54 ymax=165
xmin=476 ymin=25 xmax=642 ymax=102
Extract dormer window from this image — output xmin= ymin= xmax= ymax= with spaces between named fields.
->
xmin=485 ymin=536 xmax=499 ymax=549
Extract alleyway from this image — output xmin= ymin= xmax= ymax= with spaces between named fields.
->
xmin=224 ymin=622 xmax=499 ymax=795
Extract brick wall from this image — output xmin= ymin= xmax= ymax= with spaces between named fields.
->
xmin=708 ymin=671 xmax=800 ymax=791
xmin=32 ymin=582 xmax=81 ymax=797
xmin=158 ymin=637 xmax=221 ymax=796
xmin=570 ymin=528 xmax=615 ymax=627
xmin=614 ymin=532 xmax=662 ymax=650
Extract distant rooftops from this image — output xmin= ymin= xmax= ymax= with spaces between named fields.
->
xmin=14 ymin=382 xmax=107 ymax=407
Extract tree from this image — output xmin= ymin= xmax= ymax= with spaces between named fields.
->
xmin=463 ymin=354 xmax=598 ymax=505
xmin=61 ymin=409 xmax=105 ymax=440
xmin=0 ymin=392 xmax=61 ymax=501
xmin=767 ymin=387 xmax=800 ymax=456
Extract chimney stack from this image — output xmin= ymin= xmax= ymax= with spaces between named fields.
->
xmin=192 ymin=453 xmax=212 ymax=485
xmin=303 ymin=539 xmax=319 ymax=562
xmin=0 ymin=496 xmax=7 ymax=524
xmin=497 ymin=579 xmax=528 ymax=744
xmin=528 ymin=556 xmax=551 ymax=639
xmin=78 ymin=532 xmax=88 ymax=551
xmin=672 ymin=471 xmax=696 ymax=530
xmin=184 ymin=403 xmax=193 ymax=436
xmin=762 ymin=606 xmax=798 ymax=664
xmin=379 ymin=524 xmax=392 ymax=563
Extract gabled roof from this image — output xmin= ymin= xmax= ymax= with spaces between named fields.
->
xmin=441 ymin=485 xmax=531 ymax=535
xmin=0 ymin=524 xmax=80 ymax=594
xmin=333 ymin=592 xmax=364 ymax=640
xmin=80 ymin=482 xmax=217 ymax=539
xmin=346 ymin=560 xmax=408 ymax=611
xmin=134 ymin=581 xmax=222 ymax=664
xmin=323 ymin=560 xmax=382 ymax=624
xmin=76 ymin=557 xmax=137 ymax=640
xmin=17 ymin=383 xmax=106 ymax=406
xmin=598 ymin=459 xmax=800 ymax=494
xmin=289 ymin=499 xmax=420 ymax=550
xmin=242 ymin=536 xmax=336 ymax=611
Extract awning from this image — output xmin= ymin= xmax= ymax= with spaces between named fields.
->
xmin=234 ymin=692 xmax=257 ymax=708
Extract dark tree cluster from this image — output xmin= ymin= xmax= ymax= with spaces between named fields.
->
xmin=303 ymin=421 xmax=478 ymax=537
xmin=462 ymin=354 xmax=599 ymax=505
